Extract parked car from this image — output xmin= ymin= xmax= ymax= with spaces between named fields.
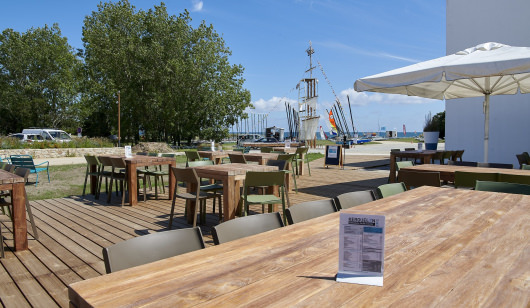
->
xmin=22 ymin=128 xmax=72 ymax=142
xmin=8 ymin=133 xmax=44 ymax=142
xmin=238 ymin=134 xmax=263 ymax=142
xmin=256 ymin=137 xmax=279 ymax=143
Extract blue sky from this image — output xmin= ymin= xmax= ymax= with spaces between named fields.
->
xmin=0 ymin=0 xmax=446 ymax=133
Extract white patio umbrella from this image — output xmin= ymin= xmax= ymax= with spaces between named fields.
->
xmin=354 ymin=42 xmax=530 ymax=162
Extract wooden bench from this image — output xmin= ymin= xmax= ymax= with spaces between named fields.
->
xmin=10 ymin=155 xmax=50 ymax=186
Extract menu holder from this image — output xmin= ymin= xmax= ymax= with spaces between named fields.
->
xmin=324 ymin=145 xmax=343 ymax=169
xmin=124 ymin=145 xmax=132 ymax=158
xmin=337 ymin=213 xmax=385 ymax=286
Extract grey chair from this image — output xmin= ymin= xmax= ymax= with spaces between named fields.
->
xmin=398 ymin=170 xmax=441 ymax=190
xmin=477 ymin=162 xmax=513 ymax=169
xmin=102 ymin=227 xmax=205 ymax=273
xmin=475 ymin=180 xmax=530 ymax=195
xmin=334 ymin=190 xmax=376 ymax=210
xmin=285 ymin=199 xmax=337 ymax=225
xmin=211 ymin=212 xmax=284 ymax=245
xmin=376 ymin=182 xmax=407 ymax=199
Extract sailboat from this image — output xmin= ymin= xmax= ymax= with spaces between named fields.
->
xmin=296 ymin=42 xmax=320 ymax=146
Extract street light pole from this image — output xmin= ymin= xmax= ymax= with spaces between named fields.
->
xmin=118 ymin=91 xmax=121 ymax=147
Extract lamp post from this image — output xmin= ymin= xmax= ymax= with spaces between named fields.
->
xmin=117 ymin=91 xmax=121 ymax=147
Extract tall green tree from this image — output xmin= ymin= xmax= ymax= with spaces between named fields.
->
xmin=0 ymin=24 xmax=83 ymax=135
xmin=81 ymin=1 xmax=250 ymax=143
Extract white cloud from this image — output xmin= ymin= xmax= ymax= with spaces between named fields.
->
xmin=191 ymin=0 xmax=203 ymax=12
xmin=339 ymin=88 xmax=437 ymax=106
xmin=316 ymin=41 xmax=420 ymax=63
xmin=249 ymin=96 xmax=297 ymax=113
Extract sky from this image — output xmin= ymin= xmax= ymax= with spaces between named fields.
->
xmin=0 ymin=0 xmax=446 ymax=134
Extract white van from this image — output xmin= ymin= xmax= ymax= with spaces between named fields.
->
xmin=22 ymin=128 xmax=72 ymax=142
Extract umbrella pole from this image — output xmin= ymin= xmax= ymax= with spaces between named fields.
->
xmin=484 ymin=93 xmax=490 ymax=163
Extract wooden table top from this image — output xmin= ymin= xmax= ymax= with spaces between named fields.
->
xmin=191 ymin=163 xmax=277 ymax=177
xmin=0 ymin=169 xmax=24 ymax=185
xmin=68 ymin=186 xmax=529 ymax=307
xmin=402 ymin=164 xmax=530 ymax=175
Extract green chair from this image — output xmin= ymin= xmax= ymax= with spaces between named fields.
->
xmin=521 ymin=164 xmax=530 ymax=170
xmin=211 ymin=212 xmax=284 ymax=245
xmin=188 ymin=160 xmax=223 ymax=220
xmin=277 ymin=154 xmax=298 ymax=193
xmin=169 ymin=167 xmax=219 ymax=228
xmin=295 ymin=147 xmax=310 ymax=176
xmin=108 ymin=157 xmax=147 ymax=205
xmin=454 ymin=171 xmax=498 ymax=189
xmin=185 ymin=151 xmax=208 ymax=167
xmin=475 ymin=180 xmax=530 ymax=195
xmin=82 ymin=155 xmax=102 ymax=197
xmin=334 ymin=190 xmax=376 ymax=210
xmin=10 ymin=155 xmax=50 ymax=186
xmin=228 ymin=153 xmax=247 ymax=164
xmin=285 ymin=199 xmax=337 ymax=225
xmin=398 ymin=170 xmax=441 ymax=190
xmin=243 ymin=171 xmax=290 ymax=224
xmin=145 ymin=154 xmax=176 ymax=200
xmin=376 ymin=182 xmax=407 ymax=199
xmin=394 ymin=160 xmax=414 ymax=182
xmin=261 ymin=147 xmax=273 ymax=153
xmin=103 ymin=227 xmax=205 ymax=273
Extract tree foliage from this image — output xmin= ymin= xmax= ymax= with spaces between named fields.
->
xmin=0 ymin=24 xmax=83 ymax=135
xmin=81 ymin=1 xmax=251 ymax=143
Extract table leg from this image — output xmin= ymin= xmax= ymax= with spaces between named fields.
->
xmin=128 ymin=163 xmax=138 ymax=206
xmin=186 ymin=182 xmax=198 ymax=224
xmin=90 ymin=165 xmax=97 ymax=195
xmin=389 ymin=154 xmax=397 ymax=183
xmin=12 ymin=182 xmax=28 ymax=251
xmin=222 ymin=177 xmax=236 ymax=221
xmin=168 ymin=162 xmax=175 ymax=200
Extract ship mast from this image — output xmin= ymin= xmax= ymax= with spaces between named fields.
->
xmin=297 ymin=41 xmax=320 ymax=146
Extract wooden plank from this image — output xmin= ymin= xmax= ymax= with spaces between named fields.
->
xmin=0 ymin=260 xmax=31 ymax=307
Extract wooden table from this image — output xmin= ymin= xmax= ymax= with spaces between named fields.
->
xmin=198 ymin=151 xmax=228 ymax=164
xmin=0 ymin=170 xmax=28 ymax=251
xmin=401 ymin=164 xmax=530 ymax=182
xmin=68 ymin=186 xmax=529 ymax=307
xmin=188 ymin=163 xmax=278 ymax=222
xmin=91 ymin=156 xmax=176 ymax=206
xmin=389 ymin=150 xmax=443 ymax=182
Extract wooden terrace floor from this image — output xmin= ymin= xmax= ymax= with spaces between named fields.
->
xmin=0 ymin=156 xmax=389 ymax=307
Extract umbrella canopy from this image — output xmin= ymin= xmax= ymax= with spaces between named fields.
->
xmin=354 ymin=42 xmax=530 ymax=162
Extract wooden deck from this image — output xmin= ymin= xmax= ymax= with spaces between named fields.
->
xmin=0 ymin=157 xmax=389 ymax=307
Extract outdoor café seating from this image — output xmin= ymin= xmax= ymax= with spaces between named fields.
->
xmin=211 ymin=212 xmax=284 ymax=245
xmin=334 ymin=190 xmax=376 ymax=210
xmin=285 ymin=199 xmax=337 ymax=224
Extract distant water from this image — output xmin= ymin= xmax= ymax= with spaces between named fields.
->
xmin=233 ymin=131 xmax=422 ymax=140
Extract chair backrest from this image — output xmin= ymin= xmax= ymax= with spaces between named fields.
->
xmin=84 ymin=155 xmax=100 ymax=166
xmin=110 ymin=157 xmax=127 ymax=169
xmin=10 ymin=155 xmax=36 ymax=170
xmin=454 ymin=171 xmax=498 ymax=188
xmin=334 ymin=190 xmax=376 ymax=210
xmin=188 ymin=160 xmax=214 ymax=167
xmin=171 ymin=167 xmax=200 ymax=186
xmin=228 ymin=153 xmax=247 ymax=164
xmin=523 ymin=152 xmax=530 ymax=164
xmin=398 ymin=170 xmax=441 ymax=190
xmin=475 ymin=180 xmax=530 ymax=195
xmin=497 ymin=173 xmax=530 ymax=185
xmin=266 ymin=159 xmax=287 ymax=170
xmin=13 ymin=167 xmax=30 ymax=180
xmin=277 ymin=153 xmax=296 ymax=162
xmin=477 ymin=162 xmax=513 ymax=169
xmin=522 ymin=164 xmax=530 ymax=170
xmin=285 ymin=199 xmax=337 ymax=224
xmin=448 ymin=160 xmax=478 ymax=167
xmin=376 ymin=182 xmax=407 ymax=199
xmin=211 ymin=212 xmax=284 ymax=245
xmin=185 ymin=151 xmax=201 ymax=162
xmin=261 ymin=147 xmax=273 ymax=153
xmin=161 ymin=153 xmax=177 ymax=158
xmin=516 ymin=154 xmax=527 ymax=169
xmin=97 ymin=156 xmax=114 ymax=167
xmin=395 ymin=160 xmax=414 ymax=171
xmin=453 ymin=150 xmax=465 ymax=161
xmin=2 ymin=164 xmax=15 ymax=172
xmin=103 ymin=227 xmax=205 ymax=273
xmin=148 ymin=152 xmax=159 ymax=157
xmin=245 ymin=171 xmax=286 ymax=188
xmin=295 ymin=147 xmax=308 ymax=156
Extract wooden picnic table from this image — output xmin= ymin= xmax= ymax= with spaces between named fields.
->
xmin=187 ymin=163 xmax=278 ymax=222
xmin=0 ymin=169 xmax=28 ymax=251
xmin=68 ymin=186 xmax=529 ymax=307
xmin=198 ymin=151 xmax=228 ymax=164
xmin=401 ymin=164 xmax=530 ymax=182
xmin=91 ymin=156 xmax=176 ymax=206
xmin=389 ymin=150 xmax=444 ymax=182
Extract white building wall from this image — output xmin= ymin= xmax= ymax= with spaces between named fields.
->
xmin=446 ymin=0 xmax=530 ymax=166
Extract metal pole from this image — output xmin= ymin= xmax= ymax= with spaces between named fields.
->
xmin=118 ymin=91 xmax=121 ymax=147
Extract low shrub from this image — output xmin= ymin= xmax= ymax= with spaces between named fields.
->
xmin=0 ymin=136 xmax=114 ymax=149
